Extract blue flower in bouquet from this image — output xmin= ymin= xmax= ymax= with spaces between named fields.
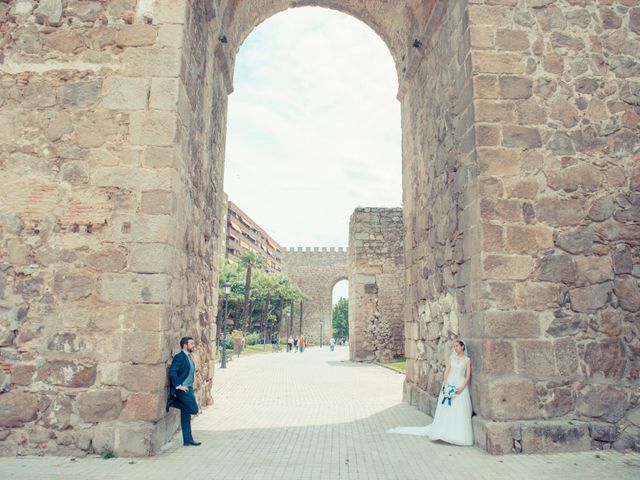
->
xmin=441 ymin=383 xmax=458 ymax=406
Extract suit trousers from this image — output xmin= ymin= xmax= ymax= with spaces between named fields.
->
xmin=174 ymin=387 xmax=198 ymax=443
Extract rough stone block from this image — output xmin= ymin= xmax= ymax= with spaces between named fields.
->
xmin=116 ymin=25 xmax=157 ymax=47
xmin=92 ymin=166 xmax=174 ymax=190
xmin=129 ymin=243 xmax=176 ymax=274
xmin=483 ymin=254 xmax=535 ymax=280
xmin=120 ymin=364 xmax=167 ymax=392
xmin=576 ymin=384 xmax=628 ymax=423
xmin=575 ymin=256 xmax=613 ymax=286
xmin=122 ymin=48 xmax=181 ymax=77
xmin=472 ymin=52 xmax=525 ymax=74
xmin=614 ymin=276 xmax=640 ymax=312
xmin=150 ymin=78 xmax=179 ymax=111
xmin=0 ymin=392 xmax=38 ymax=427
xmin=521 ymin=422 xmax=590 ymax=453
xmin=86 ymin=248 xmax=127 ymax=273
xmin=143 ymin=146 xmax=175 ymax=168
xmin=77 ymin=389 xmax=123 ymax=423
xmin=105 ymin=215 xmax=175 ymax=244
xmin=582 ymin=338 xmax=625 ymax=380
xmin=102 ymin=77 xmax=149 ymax=110
xmin=569 ymin=282 xmax=612 ymax=313
xmin=506 ymin=225 xmax=553 ymax=254
xmin=126 ymin=392 xmax=164 ymax=422
xmin=154 ymin=0 xmax=187 ymax=24
xmin=121 ymin=331 xmax=164 ymax=364
xmin=499 ymin=76 xmax=532 ymax=99
xmin=516 ymin=340 xmax=555 ymax=377
xmin=141 ymin=190 xmax=176 ymax=215
xmin=496 ymin=30 xmax=529 ymax=51
xmin=516 ymin=282 xmax=561 ymax=311
xmin=130 ymin=111 xmax=178 ymax=146
xmin=131 ymin=304 xmax=173 ymax=332
xmin=100 ymin=273 xmax=172 ymax=304
xmin=484 ymin=310 xmax=540 ymax=338
xmin=535 ymin=197 xmax=585 ymax=227
xmin=502 ymin=126 xmax=542 ymax=148
xmin=477 ymin=147 xmax=522 ymax=175
xmin=482 ymin=376 xmax=539 ymax=420
xmin=38 ymin=361 xmax=97 ymax=388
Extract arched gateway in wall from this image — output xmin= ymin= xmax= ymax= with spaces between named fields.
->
xmin=1 ymin=0 xmax=638 ymax=456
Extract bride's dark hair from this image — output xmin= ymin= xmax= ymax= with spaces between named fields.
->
xmin=454 ymin=339 xmax=466 ymax=351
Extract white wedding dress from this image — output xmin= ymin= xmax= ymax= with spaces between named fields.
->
xmin=389 ymin=353 xmax=474 ymax=446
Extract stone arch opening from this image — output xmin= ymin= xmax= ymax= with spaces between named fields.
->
xmin=2 ymin=0 xmax=635 ymax=458
xmin=331 ymin=278 xmax=349 ymax=342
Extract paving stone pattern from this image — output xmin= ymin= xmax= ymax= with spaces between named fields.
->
xmin=1 ymin=348 xmax=638 ymax=480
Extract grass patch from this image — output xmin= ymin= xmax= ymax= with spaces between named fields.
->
xmin=386 ymin=357 xmax=406 ymax=373
xmin=100 ymin=445 xmax=116 ymax=459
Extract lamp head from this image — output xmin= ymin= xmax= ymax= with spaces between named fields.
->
xmin=223 ymin=282 xmax=231 ymax=295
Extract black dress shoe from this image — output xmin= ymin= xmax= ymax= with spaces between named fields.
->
xmin=166 ymin=397 xmax=177 ymax=412
xmin=184 ymin=441 xmax=202 ymax=446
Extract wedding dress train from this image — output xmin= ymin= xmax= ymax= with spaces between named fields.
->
xmin=388 ymin=353 xmax=474 ymax=446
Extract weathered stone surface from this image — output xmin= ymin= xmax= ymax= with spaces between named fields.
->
xmin=537 ymin=254 xmax=577 ymax=284
xmin=0 ymin=392 xmax=37 ymax=427
xmin=546 ymin=313 xmax=587 ymax=337
xmin=484 ymin=311 xmax=540 ymax=338
xmin=77 ymin=390 xmax=123 ymax=423
xmin=99 ymin=273 xmax=171 ymax=304
xmin=556 ymin=227 xmax=594 ymax=255
xmin=34 ymin=0 xmax=62 ymax=25
xmin=102 ymin=77 xmax=149 ymax=110
xmin=582 ymin=338 xmax=625 ymax=380
xmin=569 ymin=283 xmax=612 ymax=313
xmin=483 ymin=254 xmax=535 ymax=280
xmin=120 ymin=364 xmax=167 ymax=392
xmin=482 ymin=377 xmax=539 ymax=420
xmin=517 ymin=341 xmax=555 ymax=377
xmin=57 ymin=81 xmax=102 ymax=108
xmin=536 ymin=198 xmax=584 ymax=227
xmin=521 ymin=422 xmax=590 ymax=453
xmin=576 ymin=385 xmax=628 ymax=422
xmin=575 ymin=256 xmax=613 ymax=286
xmin=126 ymin=392 xmax=164 ymax=422
xmin=38 ymin=361 xmax=96 ymax=388
xmin=614 ymin=276 xmax=640 ymax=312
xmin=116 ymin=25 xmax=157 ymax=47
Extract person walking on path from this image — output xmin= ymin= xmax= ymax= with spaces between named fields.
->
xmin=167 ymin=336 xmax=201 ymax=446
xmin=299 ymin=334 xmax=306 ymax=353
xmin=330 ymin=337 xmax=336 ymax=352
xmin=293 ymin=335 xmax=299 ymax=353
xmin=287 ymin=336 xmax=294 ymax=352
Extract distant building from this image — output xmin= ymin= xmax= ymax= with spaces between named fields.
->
xmin=225 ymin=199 xmax=283 ymax=272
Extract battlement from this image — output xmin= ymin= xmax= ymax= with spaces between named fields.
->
xmin=283 ymin=246 xmax=346 ymax=253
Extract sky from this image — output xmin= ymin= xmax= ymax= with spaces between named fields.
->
xmin=224 ymin=7 xmax=403 ymax=301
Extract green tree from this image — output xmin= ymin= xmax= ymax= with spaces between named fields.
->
xmin=332 ymin=297 xmax=349 ymax=339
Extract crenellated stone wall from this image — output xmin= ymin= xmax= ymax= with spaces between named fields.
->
xmin=281 ymin=247 xmax=348 ymax=346
xmin=0 ymin=0 xmax=638 ymax=457
xmin=348 ymin=208 xmax=405 ymax=362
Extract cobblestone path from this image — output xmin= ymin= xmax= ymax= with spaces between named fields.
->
xmin=1 ymin=346 xmax=638 ymax=479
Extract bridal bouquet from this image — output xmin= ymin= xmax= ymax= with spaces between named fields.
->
xmin=441 ymin=384 xmax=458 ymax=406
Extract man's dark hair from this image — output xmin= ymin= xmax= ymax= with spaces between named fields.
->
xmin=180 ymin=336 xmax=193 ymax=348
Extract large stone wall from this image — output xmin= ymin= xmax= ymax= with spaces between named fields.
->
xmin=0 ymin=0 xmax=222 ymax=456
xmin=465 ymin=0 xmax=640 ymax=454
xmin=0 ymin=0 xmax=637 ymax=457
xmin=281 ymin=248 xmax=348 ymax=345
xmin=348 ymin=208 xmax=405 ymax=362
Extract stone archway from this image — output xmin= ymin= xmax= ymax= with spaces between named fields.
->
xmin=281 ymin=247 xmax=349 ymax=346
xmin=1 ymin=0 xmax=638 ymax=456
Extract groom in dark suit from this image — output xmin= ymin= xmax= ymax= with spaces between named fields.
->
xmin=167 ymin=336 xmax=201 ymax=446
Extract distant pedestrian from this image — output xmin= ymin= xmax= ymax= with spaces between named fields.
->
xmin=330 ymin=337 xmax=336 ymax=352
xmin=299 ymin=335 xmax=305 ymax=353
xmin=293 ymin=335 xmax=299 ymax=353
xmin=287 ymin=336 xmax=293 ymax=352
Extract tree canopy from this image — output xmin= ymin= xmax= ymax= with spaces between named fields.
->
xmin=332 ymin=297 xmax=349 ymax=339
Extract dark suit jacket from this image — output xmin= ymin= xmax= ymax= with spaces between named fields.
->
xmin=168 ymin=351 xmax=192 ymax=393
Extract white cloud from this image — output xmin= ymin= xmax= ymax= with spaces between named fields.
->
xmin=224 ymin=7 xmax=402 ymax=248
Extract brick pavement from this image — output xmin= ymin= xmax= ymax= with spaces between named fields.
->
xmin=1 ymin=346 xmax=638 ymax=479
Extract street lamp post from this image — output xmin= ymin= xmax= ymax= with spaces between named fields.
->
xmin=221 ymin=282 xmax=231 ymax=369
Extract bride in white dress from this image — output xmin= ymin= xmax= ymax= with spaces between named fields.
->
xmin=388 ymin=340 xmax=474 ymax=446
